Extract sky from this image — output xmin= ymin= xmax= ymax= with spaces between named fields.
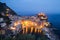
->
xmin=0 ymin=0 xmax=60 ymax=15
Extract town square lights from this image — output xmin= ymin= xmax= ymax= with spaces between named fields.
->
xmin=10 ymin=13 xmax=50 ymax=34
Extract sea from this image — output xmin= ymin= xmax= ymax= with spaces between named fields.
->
xmin=48 ymin=14 xmax=60 ymax=38
xmin=47 ymin=14 xmax=60 ymax=29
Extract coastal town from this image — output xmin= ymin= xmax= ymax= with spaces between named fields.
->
xmin=0 ymin=2 xmax=59 ymax=40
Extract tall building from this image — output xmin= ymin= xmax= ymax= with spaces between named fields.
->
xmin=37 ymin=12 xmax=48 ymax=21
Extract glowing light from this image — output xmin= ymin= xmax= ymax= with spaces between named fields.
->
xmin=10 ymin=27 xmax=16 ymax=30
xmin=35 ymin=28 xmax=37 ymax=33
xmin=38 ymin=29 xmax=40 ymax=33
xmin=14 ymin=20 xmax=44 ymax=33
xmin=30 ymin=27 xmax=33 ymax=33
xmin=44 ymin=22 xmax=50 ymax=27
xmin=14 ymin=21 xmax=20 ymax=26
xmin=6 ymin=8 xmax=9 ymax=11
xmin=6 ymin=14 xmax=9 ymax=16
xmin=26 ymin=27 xmax=28 ymax=33
xmin=39 ymin=30 xmax=42 ymax=33
xmin=21 ymin=20 xmax=35 ymax=28
xmin=12 ymin=16 xmax=49 ymax=34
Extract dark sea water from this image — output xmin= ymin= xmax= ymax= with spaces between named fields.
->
xmin=47 ymin=14 xmax=60 ymax=29
xmin=47 ymin=14 xmax=60 ymax=38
